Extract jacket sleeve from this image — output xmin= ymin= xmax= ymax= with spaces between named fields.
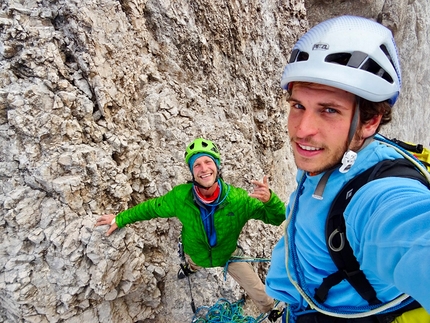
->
xmin=115 ymin=185 xmax=186 ymax=228
xmin=346 ymin=177 xmax=430 ymax=312
xmin=249 ymin=189 xmax=286 ymax=226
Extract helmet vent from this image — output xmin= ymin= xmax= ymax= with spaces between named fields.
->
xmin=325 ymin=51 xmax=394 ymax=84
xmin=380 ymin=44 xmax=399 ymax=81
xmin=289 ymin=49 xmax=309 ymax=63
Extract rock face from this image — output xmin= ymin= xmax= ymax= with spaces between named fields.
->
xmin=0 ymin=0 xmax=428 ymax=322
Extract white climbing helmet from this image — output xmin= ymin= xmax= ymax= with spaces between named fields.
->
xmin=281 ymin=15 xmax=402 ymax=106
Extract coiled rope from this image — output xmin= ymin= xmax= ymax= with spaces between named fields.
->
xmin=188 ymin=255 xmax=278 ymax=322
xmin=191 ymin=298 xmax=272 ymax=323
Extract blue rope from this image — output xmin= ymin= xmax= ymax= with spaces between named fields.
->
xmin=190 ymin=257 xmax=278 ymax=322
xmin=191 ymin=298 xmax=272 ymax=323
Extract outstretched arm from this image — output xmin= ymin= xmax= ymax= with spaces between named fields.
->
xmin=248 ymin=175 xmax=271 ymax=203
xmin=95 ymin=214 xmax=118 ymax=236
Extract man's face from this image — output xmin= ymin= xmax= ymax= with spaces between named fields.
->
xmin=192 ymin=156 xmax=218 ymax=188
xmin=287 ymin=82 xmax=356 ymax=174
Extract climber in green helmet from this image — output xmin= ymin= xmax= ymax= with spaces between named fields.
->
xmin=184 ymin=138 xmax=222 ymax=189
xmin=95 ymin=138 xmax=286 ymax=315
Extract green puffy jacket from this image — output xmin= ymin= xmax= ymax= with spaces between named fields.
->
xmin=115 ymin=179 xmax=286 ymax=268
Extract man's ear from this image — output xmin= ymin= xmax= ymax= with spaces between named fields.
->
xmin=361 ymin=114 xmax=382 ymax=138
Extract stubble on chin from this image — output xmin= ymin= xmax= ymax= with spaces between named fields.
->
xmin=292 ymin=144 xmax=346 ymax=174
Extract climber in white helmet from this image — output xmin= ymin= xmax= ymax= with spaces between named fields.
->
xmin=265 ymin=15 xmax=430 ymax=322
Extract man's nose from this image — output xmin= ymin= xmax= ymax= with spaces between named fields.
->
xmin=296 ymin=111 xmax=319 ymax=136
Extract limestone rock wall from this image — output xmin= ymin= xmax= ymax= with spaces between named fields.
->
xmin=0 ymin=0 xmax=429 ymax=322
xmin=0 ymin=0 xmax=303 ymax=322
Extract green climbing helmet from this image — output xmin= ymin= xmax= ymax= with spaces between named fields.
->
xmin=185 ymin=138 xmax=221 ymax=165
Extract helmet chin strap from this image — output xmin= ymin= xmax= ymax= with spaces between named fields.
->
xmin=339 ymin=101 xmax=360 ymax=173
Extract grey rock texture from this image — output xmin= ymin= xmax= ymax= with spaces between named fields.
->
xmin=0 ymin=0 xmax=429 ymax=322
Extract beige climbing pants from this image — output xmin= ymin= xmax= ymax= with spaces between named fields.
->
xmin=186 ymin=247 xmax=274 ymax=313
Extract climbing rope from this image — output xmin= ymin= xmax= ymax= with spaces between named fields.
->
xmin=191 ymin=298 xmax=274 ymax=323
xmin=185 ymin=254 xmax=281 ymax=322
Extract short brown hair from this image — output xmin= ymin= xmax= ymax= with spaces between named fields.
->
xmin=358 ymin=98 xmax=392 ymax=133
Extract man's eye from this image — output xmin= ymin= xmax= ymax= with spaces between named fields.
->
xmin=324 ymin=107 xmax=338 ymax=114
xmin=291 ymin=103 xmax=304 ymax=110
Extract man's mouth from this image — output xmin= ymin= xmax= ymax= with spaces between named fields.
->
xmin=298 ymin=143 xmax=322 ymax=151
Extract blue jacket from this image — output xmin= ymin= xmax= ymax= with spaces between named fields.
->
xmin=266 ymin=138 xmax=430 ymax=318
